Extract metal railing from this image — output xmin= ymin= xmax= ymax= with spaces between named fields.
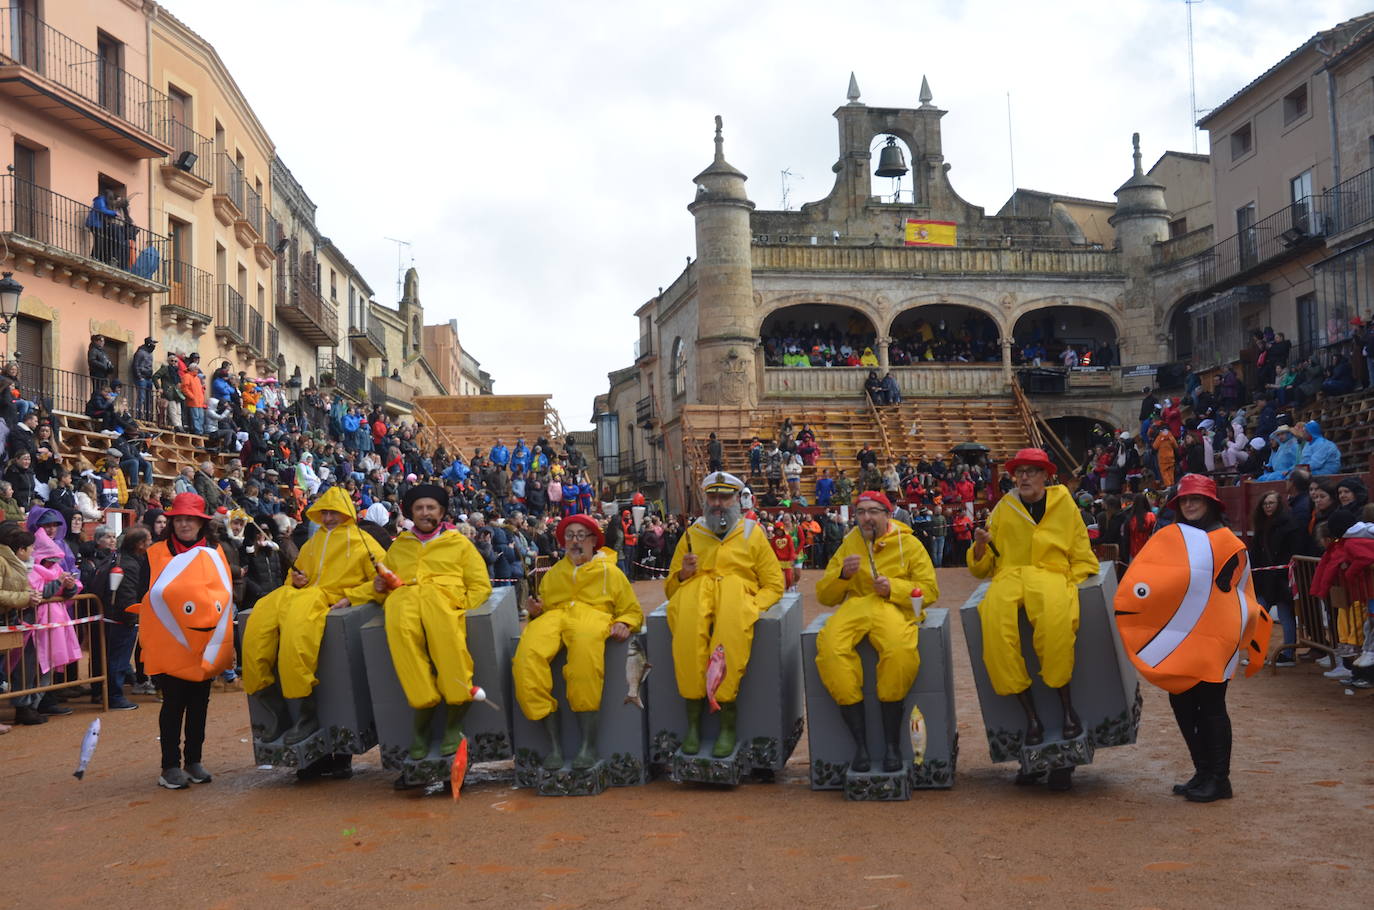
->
xmin=242 ymin=181 xmax=263 ymax=236
xmin=156 ymin=119 xmax=214 ymax=183
xmin=163 ymin=260 xmax=214 ymax=321
xmin=216 ymin=284 xmax=246 ymax=343
xmin=214 ymin=152 xmax=244 ymax=212
xmin=319 ymin=354 xmax=365 ymax=400
xmin=0 ymin=8 xmax=169 ymax=138
xmin=635 ymin=333 xmax=653 ymax=360
xmin=264 ymin=211 xmax=282 ymax=249
xmin=368 ymin=375 xmax=415 ymax=409
xmin=349 ymin=320 xmax=385 ymax=354
xmin=635 ymin=395 xmax=654 ymax=424
xmin=267 ymin=323 xmax=279 ymax=362
xmin=286 ymin=271 xmax=338 ymax=330
xmin=1327 ymin=165 xmax=1374 ymax=238
xmin=1199 ymin=197 xmax=1332 ymax=290
xmin=247 ymin=306 xmax=265 ymax=355
xmin=17 ymin=361 xmax=93 ymax=415
xmin=0 ymin=174 xmax=170 ymax=284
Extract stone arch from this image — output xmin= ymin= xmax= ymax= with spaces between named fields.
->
xmin=757 ymin=292 xmax=883 ymax=339
xmin=1161 ymin=290 xmax=1209 ymax=363
xmin=1013 ymin=296 xmax=1124 ymax=340
xmin=887 ymin=293 xmax=1008 ymax=337
xmin=887 ymin=297 xmax=1003 ymax=364
xmin=670 ymin=336 xmax=687 ymax=397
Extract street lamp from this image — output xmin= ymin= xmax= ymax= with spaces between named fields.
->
xmin=0 ymin=272 xmax=23 ymax=333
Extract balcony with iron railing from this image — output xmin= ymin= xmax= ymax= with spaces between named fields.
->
xmin=215 ymin=284 xmax=246 ymax=345
xmin=213 ymin=153 xmax=244 ymax=225
xmin=0 ymin=174 xmax=170 ymax=298
xmin=348 ymin=319 xmax=386 ymax=359
xmin=244 ymin=305 xmax=265 ymax=357
xmin=278 ymin=271 xmax=339 ymax=345
xmin=635 ymin=395 xmax=654 ymax=425
xmin=0 ymin=8 xmax=172 ymax=157
xmin=235 ymin=181 xmax=263 ymax=248
xmin=266 ymin=323 xmax=279 ymax=363
xmin=161 ymin=260 xmax=214 ymax=324
xmin=1198 ymin=196 xmax=1332 ymax=293
xmin=368 ymin=375 xmax=416 ymax=413
xmin=319 ymin=354 xmax=365 ymax=401
xmin=155 ymin=119 xmax=214 ymax=199
xmin=634 ymin=333 xmax=655 ymax=362
xmin=1325 ymin=165 xmax=1374 ymax=245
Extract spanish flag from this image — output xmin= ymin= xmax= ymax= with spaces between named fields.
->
xmin=904 ymin=219 xmax=957 ymax=247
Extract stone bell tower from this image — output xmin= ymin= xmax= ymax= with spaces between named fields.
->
xmin=1111 ymin=133 xmax=1172 ymax=365
xmin=688 ymin=116 xmax=758 ymax=408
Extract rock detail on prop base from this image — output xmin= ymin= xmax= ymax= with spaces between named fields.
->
xmin=811 ymin=758 xmax=849 ymax=789
xmin=513 ymin=750 xmax=648 ymax=792
xmin=909 ymin=731 xmax=959 ymax=790
xmin=671 ymin=742 xmax=745 ymax=786
xmin=986 ymin=727 xmax=1027 ymax=765
xmin=252 ymin=723 xmax=377 ymax=768
xmin=844 ymin=768 xmax=912 ymax=801
xmin=650 ymin=730 xmax=683 ymax=770
xmin=1018 ymin=731 xmax=1095 ymax=776
xmin=536 ymin=761 xmax=609 ymax=797
xmin=380 ymin=744 xmax=454 ymax=788
xmin=1090 ymin=684 xmax=1144 ymax=748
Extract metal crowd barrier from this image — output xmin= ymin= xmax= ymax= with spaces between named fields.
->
xmin=2 ymin=593 xmax=109 ymax=712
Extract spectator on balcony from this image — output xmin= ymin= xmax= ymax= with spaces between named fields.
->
xmin=85 ymin=190 xmax=119 ymax=266
xmin=182 ymin=359 xmax=207 ymax=436
xmin=130 ymin=337 xmax=156 ymax=422
xmin=1320 ymin=354 xmax=1356 ymax=397
xmin=863 ymin=370 xmax=885 ymax=406
xmin=87 ymin=335 xmax=115 ymax=394
xmin=880 ymin=371 xmax=902 ymax=406
xmin=210 ymin=366 xmax=238 ymax=408
xmin=85 ymin=380 xmax=121 ymax=433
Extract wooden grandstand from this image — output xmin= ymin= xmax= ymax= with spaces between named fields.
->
xmin=412 ymin=394 xmax=562 ymax=459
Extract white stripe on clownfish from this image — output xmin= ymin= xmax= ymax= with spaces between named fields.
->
xmin=1137 ymin=524 xmax=1214 ymax=669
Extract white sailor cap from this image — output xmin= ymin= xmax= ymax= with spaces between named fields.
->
xmin=702 ymin=471 xmax=745 ymax=495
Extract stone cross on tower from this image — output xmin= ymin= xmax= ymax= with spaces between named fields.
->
xmin=1131 ymin=132 xmax=1142 ymax=176
xmin=714 ymin=114 xmax=724 ymax=163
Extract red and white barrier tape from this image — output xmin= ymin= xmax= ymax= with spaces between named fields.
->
xmin=0 ymin=613 xmax=102 ymax=633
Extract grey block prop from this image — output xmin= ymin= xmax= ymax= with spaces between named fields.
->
xmin=360 ymin=587 xmax=520 ymax=787
xmin=509 ymin=633 xmax=650 ymax=794
xmin=240 ymin=602 xmax=381 ymax=768
xmin=959 ymin=561 xmax=1141 ymax=767
xmin=802 ymin=606 xmax=959 ymax=797
xmin=645 ymin=591 xmax=804 ymax=781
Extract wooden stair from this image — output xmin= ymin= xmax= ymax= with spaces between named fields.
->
xmin=55 ymin=412 xmax=232 ymax=489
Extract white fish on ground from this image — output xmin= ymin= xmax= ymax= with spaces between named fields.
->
xmin=624 ymin=636 xmax=651 ymax=708
xmin=909 ymin=705 xmax=926 ymax=766
xmin=73 ymin=717 xmax=101 ymax=780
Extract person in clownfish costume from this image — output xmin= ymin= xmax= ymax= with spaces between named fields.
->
xmin=1115 ymin=474 xmax=1272 ymax=803
xmin=129 ymin=492 xmax=236 ymax=791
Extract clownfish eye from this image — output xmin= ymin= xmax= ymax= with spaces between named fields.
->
xmin=1133 ymin=582 xmax=1151 ymax=599
xmin=182 ymin=601 xmax=196 ymax=615
xmin=214 ymin=601 xmax=223 ymax=614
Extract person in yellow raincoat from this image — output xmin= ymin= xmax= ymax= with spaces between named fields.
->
xmin=665 ymin=471 xmax=784 ymax=757
xmin=342 ymin=484 xmax=491 ymax=760
xmin=968 ymin=448 xmax=1097 ymax=790
xmin=514 ymin=513 xmax=642 ymax=771
xmin=815 ymin=491 xmax=939 ymax=772
xmin=242 ymin=485 xmax=385 ymax=747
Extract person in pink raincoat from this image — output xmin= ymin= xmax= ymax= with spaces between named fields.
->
xmin=27 ymin=531 xmax=83 ymax=681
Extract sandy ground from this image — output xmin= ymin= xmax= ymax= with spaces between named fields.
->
xmin=6 ymin=567 xmax=1373 ymax=910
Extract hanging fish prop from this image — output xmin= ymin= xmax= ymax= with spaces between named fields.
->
xmin=73 ymin=717 xmax=101 ymax=780
xmin=624 ymin=636 xmax=651 ymax=709
xmin=705 ymin=644 xmax=726 ymax=712
xmin=449 ymin=735 xmax=470 ymax=800
xmin=909 ymin=705 xmax=926 ymax=766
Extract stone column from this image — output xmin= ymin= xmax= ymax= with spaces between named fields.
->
xmin=876 ymin=336 xmax=890 ymax=371
xmin=1001 ymin=337 xmax=1013 ymax=384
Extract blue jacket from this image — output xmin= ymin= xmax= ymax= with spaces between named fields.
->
xmin=815 ymin=476 xmax=835 ymax=505
xmin=342 ymin=414 xmax=361 ymax=433
xmin=211 ymin=375 xmax=237 ymax=402
xmin=490 ymin=445 xmax=510 ymax=467
xmin=443 ymin=460 xmax=470 ymax=483
xmin=512 ymin=444 xmax=531 ymax=471
xmin=1299 ymin=422 xmax=1341 ymax=476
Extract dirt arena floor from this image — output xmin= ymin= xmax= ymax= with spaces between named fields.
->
xmin=7 ymin=567 xmax=1373 ymax=909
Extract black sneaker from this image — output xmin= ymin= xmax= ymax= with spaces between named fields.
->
xmin=38 ymin=702 xmax=73 ymax=716
xmin=14 ymin=706 xmax=48 ymax=725
xmin=109 ymin=699 xmax=139 ymax=711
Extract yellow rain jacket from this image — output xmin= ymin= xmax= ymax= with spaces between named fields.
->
xmin=241 ymin=485 xmax=386 ymax=698
xmin=346 ymin=526 xmax=491 ymax=710
xmin=665 ymin=518 xmax=784 ymax=702
xmin=514 ymin=547 xmax=642 ymax=719
xmin=967 ymin=485 xmax=1098 ymax=695
xmin=815 ymin=521 xmax=939 ymax=704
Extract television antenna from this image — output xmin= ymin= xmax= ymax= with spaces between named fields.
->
xmin=383 ymin=236 xmax=413 ymax=301
xmin=780 ymin=169 xmax=803 ymax=211
xmin=1186 ymin=0 xmax=1204 ymax=153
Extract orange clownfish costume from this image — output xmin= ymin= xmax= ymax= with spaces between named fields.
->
xmin=130 ymin=498 xmax=237 ymax=682
xmin=1114 ymin=505 xmax=1272 ymax=695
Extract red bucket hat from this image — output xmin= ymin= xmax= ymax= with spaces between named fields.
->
xmin=1166 ymin=473 xmax=1224 ymax=512
xmin=164 ymin=492 xmax=213 ymax=520
xmin=855 ymin=490 xmax=893 ymax=511
xmin=556 ymin=513 xmax=603 ymax=549
xmin=1004 ymin=447 xmax=1057 ymax=477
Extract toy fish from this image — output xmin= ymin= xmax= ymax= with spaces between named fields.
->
xmin=909 ymin=705 xmax=926 ymax=766
xmin=705 ymin=644 xmax=726 ymax=712
xmin=1115 ymin=523 xmax=1274 ymax=695
xmin=73 ymin=717 xmax=101 ymax=780
xmin=449 ymin=735 xmax=469 ymax=801
xmin=624 ymin=636 xmax=651 ymax=709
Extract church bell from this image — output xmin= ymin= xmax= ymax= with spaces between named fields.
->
xmin=875 ymin=137 xmax=909 ymax=178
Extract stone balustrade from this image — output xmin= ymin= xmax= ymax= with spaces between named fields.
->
xmin=751 ymin=245 xmax=1122 ymax=275
xmin=763 ymin=365 xmax=1008 ymax=398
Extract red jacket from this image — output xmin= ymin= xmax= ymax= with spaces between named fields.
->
xmin=1311 ymin=537 xmax=1374 ymax=603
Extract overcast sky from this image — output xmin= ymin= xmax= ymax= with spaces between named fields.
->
xmin=168 ymin=0 xmax=1370 ymax=428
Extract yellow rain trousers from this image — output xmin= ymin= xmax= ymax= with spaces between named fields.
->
xmin=664 ymin=519 xmax=784 ymax=702
xmin=242 ymin=486 xmax=385 ymax=698
xmin=345 ymin=528 xmax=492 ymax=710
xmin=967 ymin=485 xmax=1099 ymax=695
xmin=815 ymin=522 xmax=939 ymax=704
xmin=514 ymin=548 xmax=643 ymax=719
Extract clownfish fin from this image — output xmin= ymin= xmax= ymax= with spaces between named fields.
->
xmin=1214 ymin=553 xmax=1241 ymax=593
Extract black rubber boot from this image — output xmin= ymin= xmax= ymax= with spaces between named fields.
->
xmin=251 ymin=682 xmax=291 ymax=743
xmin=682 ymin=699 xmax=704 ymax=754
xmin=879 ymin=701 xmax=905 ymax=772
xmin=1186 ymin=715 xmax=1233 ymax=803
xmin=440 ymin=702 xmax=470 ymax=756
xmin=1015 ymin=690 xmax=1044 ymax=746
xmin=541 ymin=712 xmax=564 ymax=770
xmin=1057 ymin=684 xmax=1082 ymax=740
xmin=283 ymin=693 xmax=320 ymax=745
xmin=838 ymin=702 xmax=870 ymax=772
xmin=573 ymin=711 xmax=600 ymax=770
xmin=712 ymin=702 xmax=738 ymax=758
xmin=408 ymin=706 xmax=436 ymax=760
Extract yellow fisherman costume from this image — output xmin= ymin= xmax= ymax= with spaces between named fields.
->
xmin=242 ymin=486 xmax=385 ymax=701
xmin=815 ymin=501 xmax=939 ymax=704
xmin=967 ymin=470 xmax=1097 ymax=696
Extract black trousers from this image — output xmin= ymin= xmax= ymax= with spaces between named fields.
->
xmin=1167 ymin=679 xmax=1230 ymax=776
xmin=155 ymin=674 xmax=212 ymax=769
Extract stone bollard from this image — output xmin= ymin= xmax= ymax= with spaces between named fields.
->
xmin=802 ymin=605 xmax=958 ymax=801
xmin=645 ymin=591 xmax=804 ymax=785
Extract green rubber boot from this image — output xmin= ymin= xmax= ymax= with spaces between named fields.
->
xmin=440 ymin=702 xmax=470 ymax=756
xmin=251 ymin=681 xmax=291 ymax=743
xmin=573 ymin=711 xmax=600 ymax=770
xmin=712 ymin=702 xmax=738 ymax=758
xmin=409 ymin=706 xmax=436 ymax=760
xmin=541 ymin=712 xmax=564 ymax=770
xmin=682 ymin=699 xmax=704 ymax=754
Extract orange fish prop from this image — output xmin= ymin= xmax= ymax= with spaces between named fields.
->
xmin=450 ymin=736 xmax=469 ymax=800
xmin=1114 ymin=523 xmax=1273 ymax=694
xmin=132 ymin=546 xmax=236 ymax=682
